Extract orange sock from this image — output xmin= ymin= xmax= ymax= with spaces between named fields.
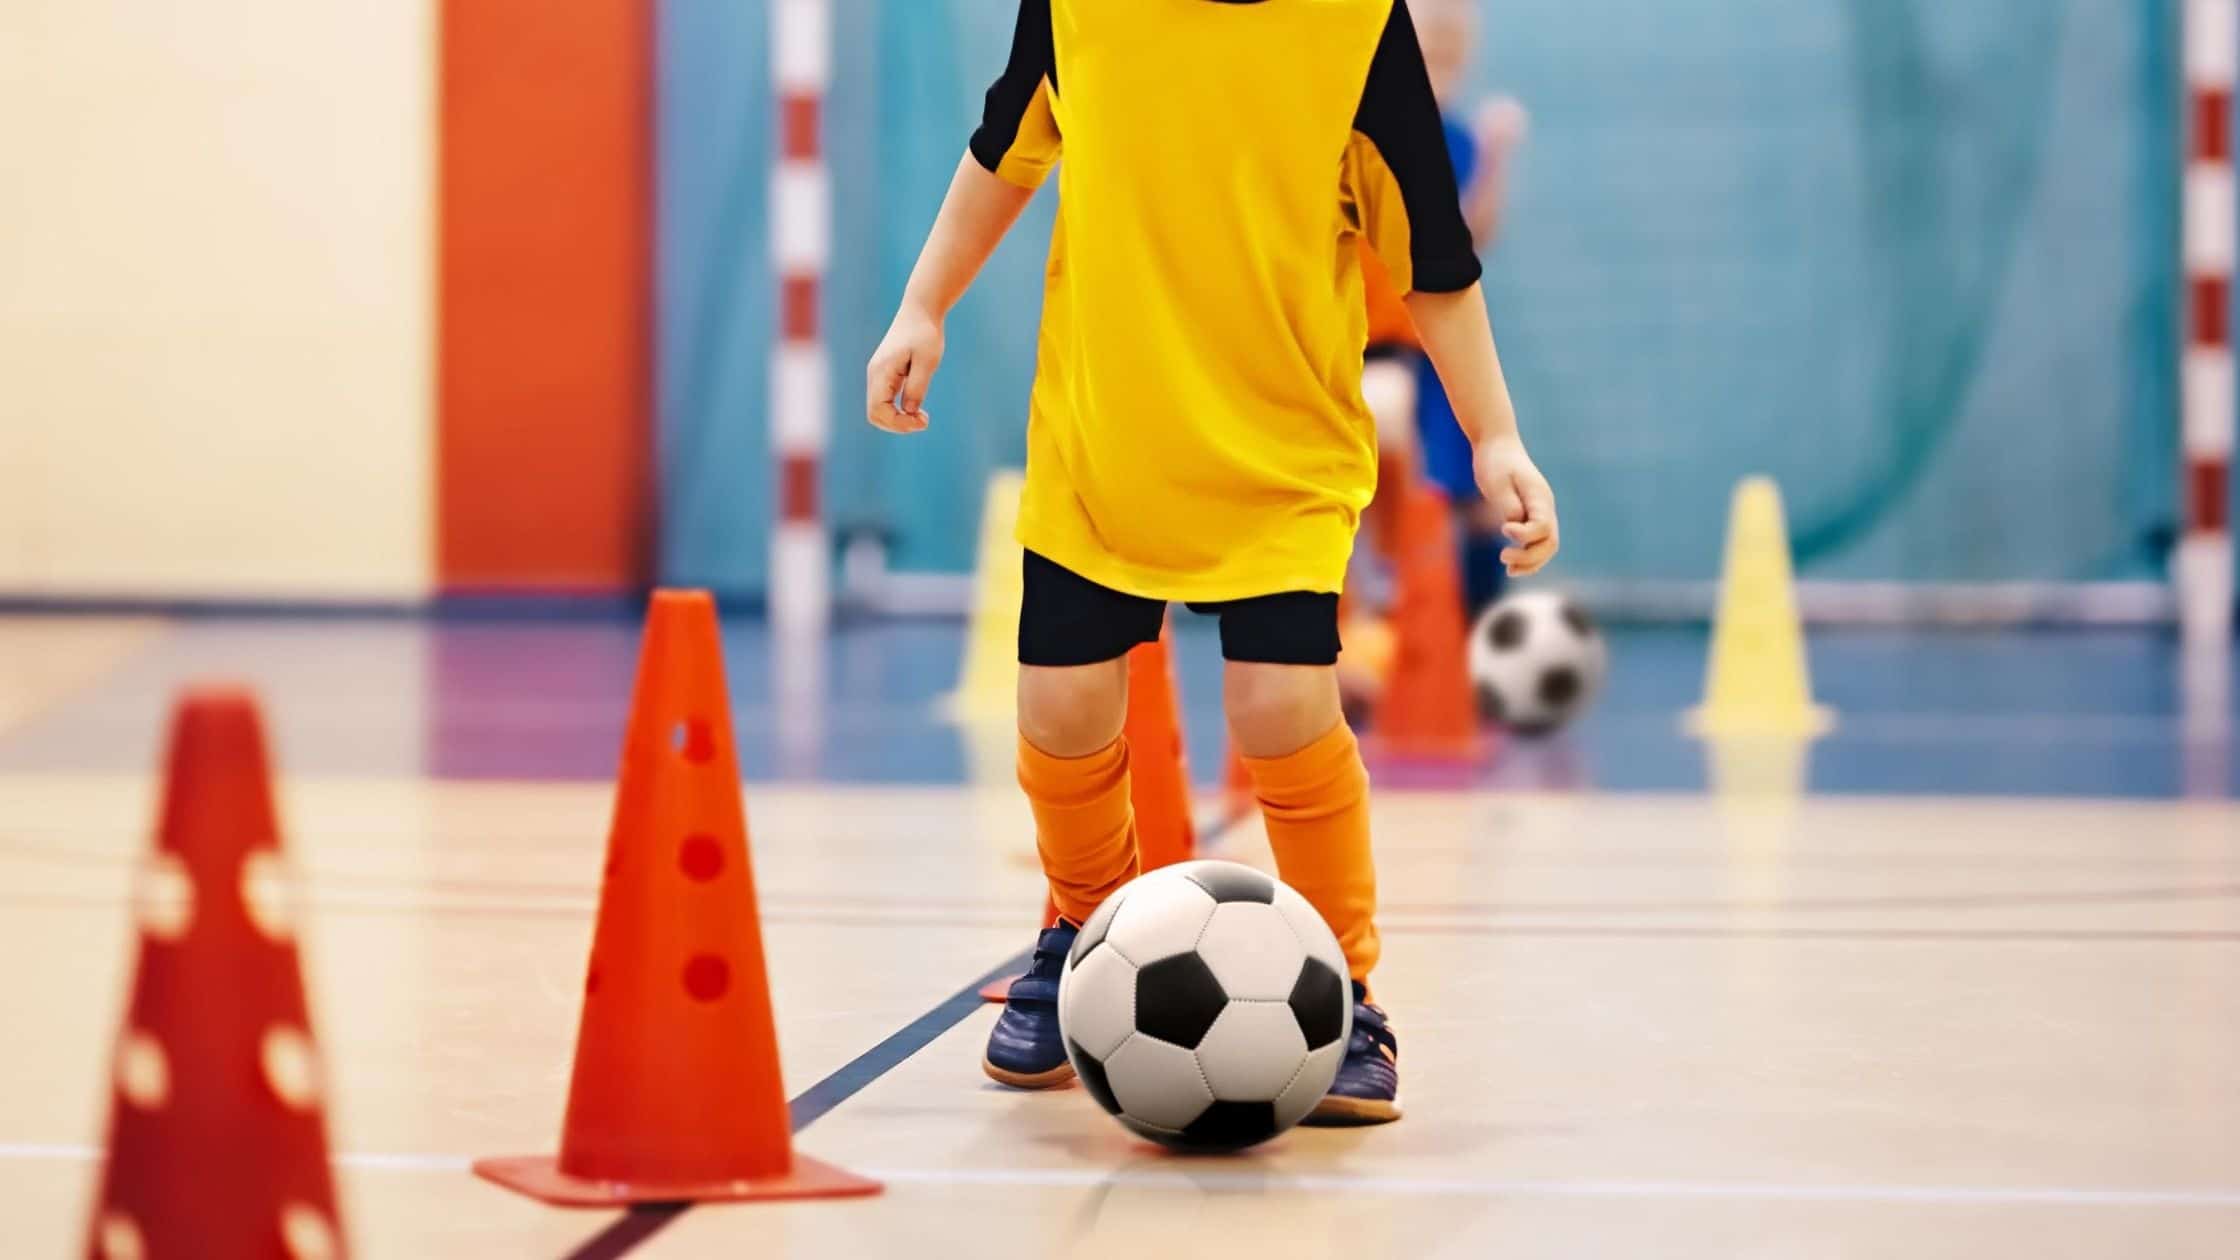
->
xmin=1018 ymin=734 xmax=1142 ymax=926
xmin=1244 ymin=722 xmax=1378 ymax=983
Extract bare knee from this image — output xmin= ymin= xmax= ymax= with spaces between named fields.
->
xmin=1224 ymin=662 xmax=1343 ymax=758
xmin=1018 ymin=659 xmax=1129 ymax=757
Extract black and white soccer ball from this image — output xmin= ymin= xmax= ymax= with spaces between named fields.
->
xmin=1058 ymin=860 xmax=1352 ymax=1152
xmin=1469 ymin=590 xmax=1607 ymax=736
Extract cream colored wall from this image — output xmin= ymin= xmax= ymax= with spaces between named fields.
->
xmin=0 ymin=2 xmax=433 ymax=599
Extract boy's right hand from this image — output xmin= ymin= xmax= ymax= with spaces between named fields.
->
xmin=1472 ymin=434 xmax=1559 ymax=577
xmin=865 ymin=306 xmax=944 ymax=434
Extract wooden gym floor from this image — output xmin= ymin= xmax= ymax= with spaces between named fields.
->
xmin=0 ymin=613 xmax=2236 ymax=1258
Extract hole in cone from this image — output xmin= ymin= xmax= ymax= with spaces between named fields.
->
xmin=261 ymin=1026 xmax=321 ymax=1110
xmin=240 ymin=850 xmax=296 ymax=940
xmin=133 ymin=853 xmax=193 ymax=942
xmin=280 ymin=1202 xmax=338 ymax=1260
xmin=96 ymin=1211 xmax=146 ymax=1260
xmin=116 ymin=1031 xmax=169 ymax=1110
xmin=678 ymin=834 xmax=724 ymax=882
xmin=585 ymin=966 xmax=602 ymax=996
xmin=682 ymin=953 xmax=730 ymax=1002
xmin=671 ymin=718 xmax=715 ymax=764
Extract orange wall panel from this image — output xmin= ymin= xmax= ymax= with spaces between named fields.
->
xmin=439 ymin=0 xmax=652 ymax=589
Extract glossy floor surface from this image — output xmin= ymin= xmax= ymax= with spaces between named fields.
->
xmin=1 ymin=613 xmax=2235 ymax=1258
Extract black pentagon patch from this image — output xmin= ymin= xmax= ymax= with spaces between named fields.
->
xmin=1173 ymin=1100 xmax=1280 ymax=1152
xmin=1070 ymin=890 xmax=1123 ymax=966
xmin=1487 ymin=607 xmax=1527 ymax=651
xmin=1559 ymin=600 xmax=1595 ymax=639
xmin=1476 ymin=681 xmax=1506 ymax=724
xmin=1135 ymin=954 xmax=1229 ymax=1048
xmin=1288 ymin=956 xmax=1347 ymax=1050
xmin=1182 ymin=863 xmax=1274 ymax=905
xmin=1538 ymin=665 xmax=1582 ymax=711
xmin=1069 ymin=1039 xmax=1123 ymax=1116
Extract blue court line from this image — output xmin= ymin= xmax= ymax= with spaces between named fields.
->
xmin=562 ymin=1207 xmax=685 ymax=1260
xmin=561 ymin=803 xmax=1249 ymax=1260
xmin=561 ymin=948 xmax=1035 ymax=1260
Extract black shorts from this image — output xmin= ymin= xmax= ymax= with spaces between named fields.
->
xmin=1018 ymin=550 xmax=1341 ymax=667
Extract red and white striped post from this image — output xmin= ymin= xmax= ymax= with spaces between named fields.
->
xmin=770 ymin=0 xmax=831 ymax=635
xmin=2182 ymin=0 xmax=2237 ymax=646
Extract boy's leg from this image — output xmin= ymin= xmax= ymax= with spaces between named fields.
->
xmin=1017 ymin=659 xmax=1136 ymax=923
xmin=1226 ymin=662 xmax=1381 ymax=988
xmin=1211 ymin=598 xmax=1400 ymax=1125
xmin=985 ymin=552 xmax=1162 ymax=1089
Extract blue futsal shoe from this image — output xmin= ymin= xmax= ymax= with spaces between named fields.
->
xmin=1302 ymin=981 xmax=1401 ymax=1125
xmin=982 ymin=922 xmax=1079 ymax=1089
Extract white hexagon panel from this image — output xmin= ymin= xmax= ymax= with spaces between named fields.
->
xmin=1272 ymin=1038 xmax=1348 ymax=1130
xmin=1269 ymin=881 xmax=1347 ymax=982
xmin=1196 ymin=902 xmax=1308 ymax=1001
xmin=1194 ymin=1001 xmax=1311 ymax=1102
xmin=1102 ymin=1034 xmax=1213 ymax=1132
xmin=1102 ymin=871 xmax=1217 ymax=964
xmin=1057 ymin=941 xmax=1137 ymax=1060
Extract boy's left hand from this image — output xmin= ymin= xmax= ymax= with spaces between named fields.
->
xmin=1473 ymin=436 xmax=1559 ymax=576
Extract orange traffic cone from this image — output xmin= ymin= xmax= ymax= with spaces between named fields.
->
xmin=1368 ymin=478 xmax=1487 ymax=762
xmin=980 ymin=620 xmax=1197 ymax=1002
xmin=1124 ymin=628 xmax=1196 ymax=871
xmin=475 ymin=591 xmax=878 ymax=1206
xmin=86 ymin=688 xmax=347 ymax=1260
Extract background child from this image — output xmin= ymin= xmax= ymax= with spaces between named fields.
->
xmin=1364 ymin=0 xmax=1533 ymax=621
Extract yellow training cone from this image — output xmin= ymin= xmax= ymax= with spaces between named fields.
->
xmin=1687 ymin=477 xmax=1834 ymax=738
xmin=944 ymin=469 xmax=1027 ymax=720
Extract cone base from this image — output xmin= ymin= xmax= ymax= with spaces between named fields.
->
xmin=979 ymin=975 xmax=1017 ymax=1003
xmin=473 ymin=1152 xmax=881 ymax=1207
xmin=1683 ymin=705 xmax=1836 ymax=740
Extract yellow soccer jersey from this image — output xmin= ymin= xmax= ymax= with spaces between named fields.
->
xmin=971 ymin=0 xmax=1481 ymax=602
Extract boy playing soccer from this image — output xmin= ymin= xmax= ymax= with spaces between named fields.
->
xmin=866 ymin=0 xmax=1557 ymax=1125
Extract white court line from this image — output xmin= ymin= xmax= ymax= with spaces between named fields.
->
xmin=862 ymin=1166 xmax=2240 ymax=1209
xmin=6 ymin=1142 xmax=2236 ymax=1208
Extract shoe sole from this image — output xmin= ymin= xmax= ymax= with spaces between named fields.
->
xmin=982 ymin=1058 xmax=1078 ymax=1090
xmin=1300 ymin=1094 xmax=1402 ymax=1127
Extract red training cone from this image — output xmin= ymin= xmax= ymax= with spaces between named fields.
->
xmin=1366 ymin=479 xmax=1487 ymax=762
xmin=86 ymin=688 xmax=348 ymax=1260
xmin=1123 ymin=626 xmax=1196 ymax=871
xmin=474 ymin=591 xmax=878 ymax=1206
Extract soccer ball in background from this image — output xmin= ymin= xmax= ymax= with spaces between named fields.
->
xmin=1468 ymin=590 xmax=1608 ymax=736
xmin=1058 ymin=861 xmax=1352 ymax=1152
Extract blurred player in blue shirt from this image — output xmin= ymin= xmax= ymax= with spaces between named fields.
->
xmin=1416 ymin=0 xmax=1529 ymax=616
